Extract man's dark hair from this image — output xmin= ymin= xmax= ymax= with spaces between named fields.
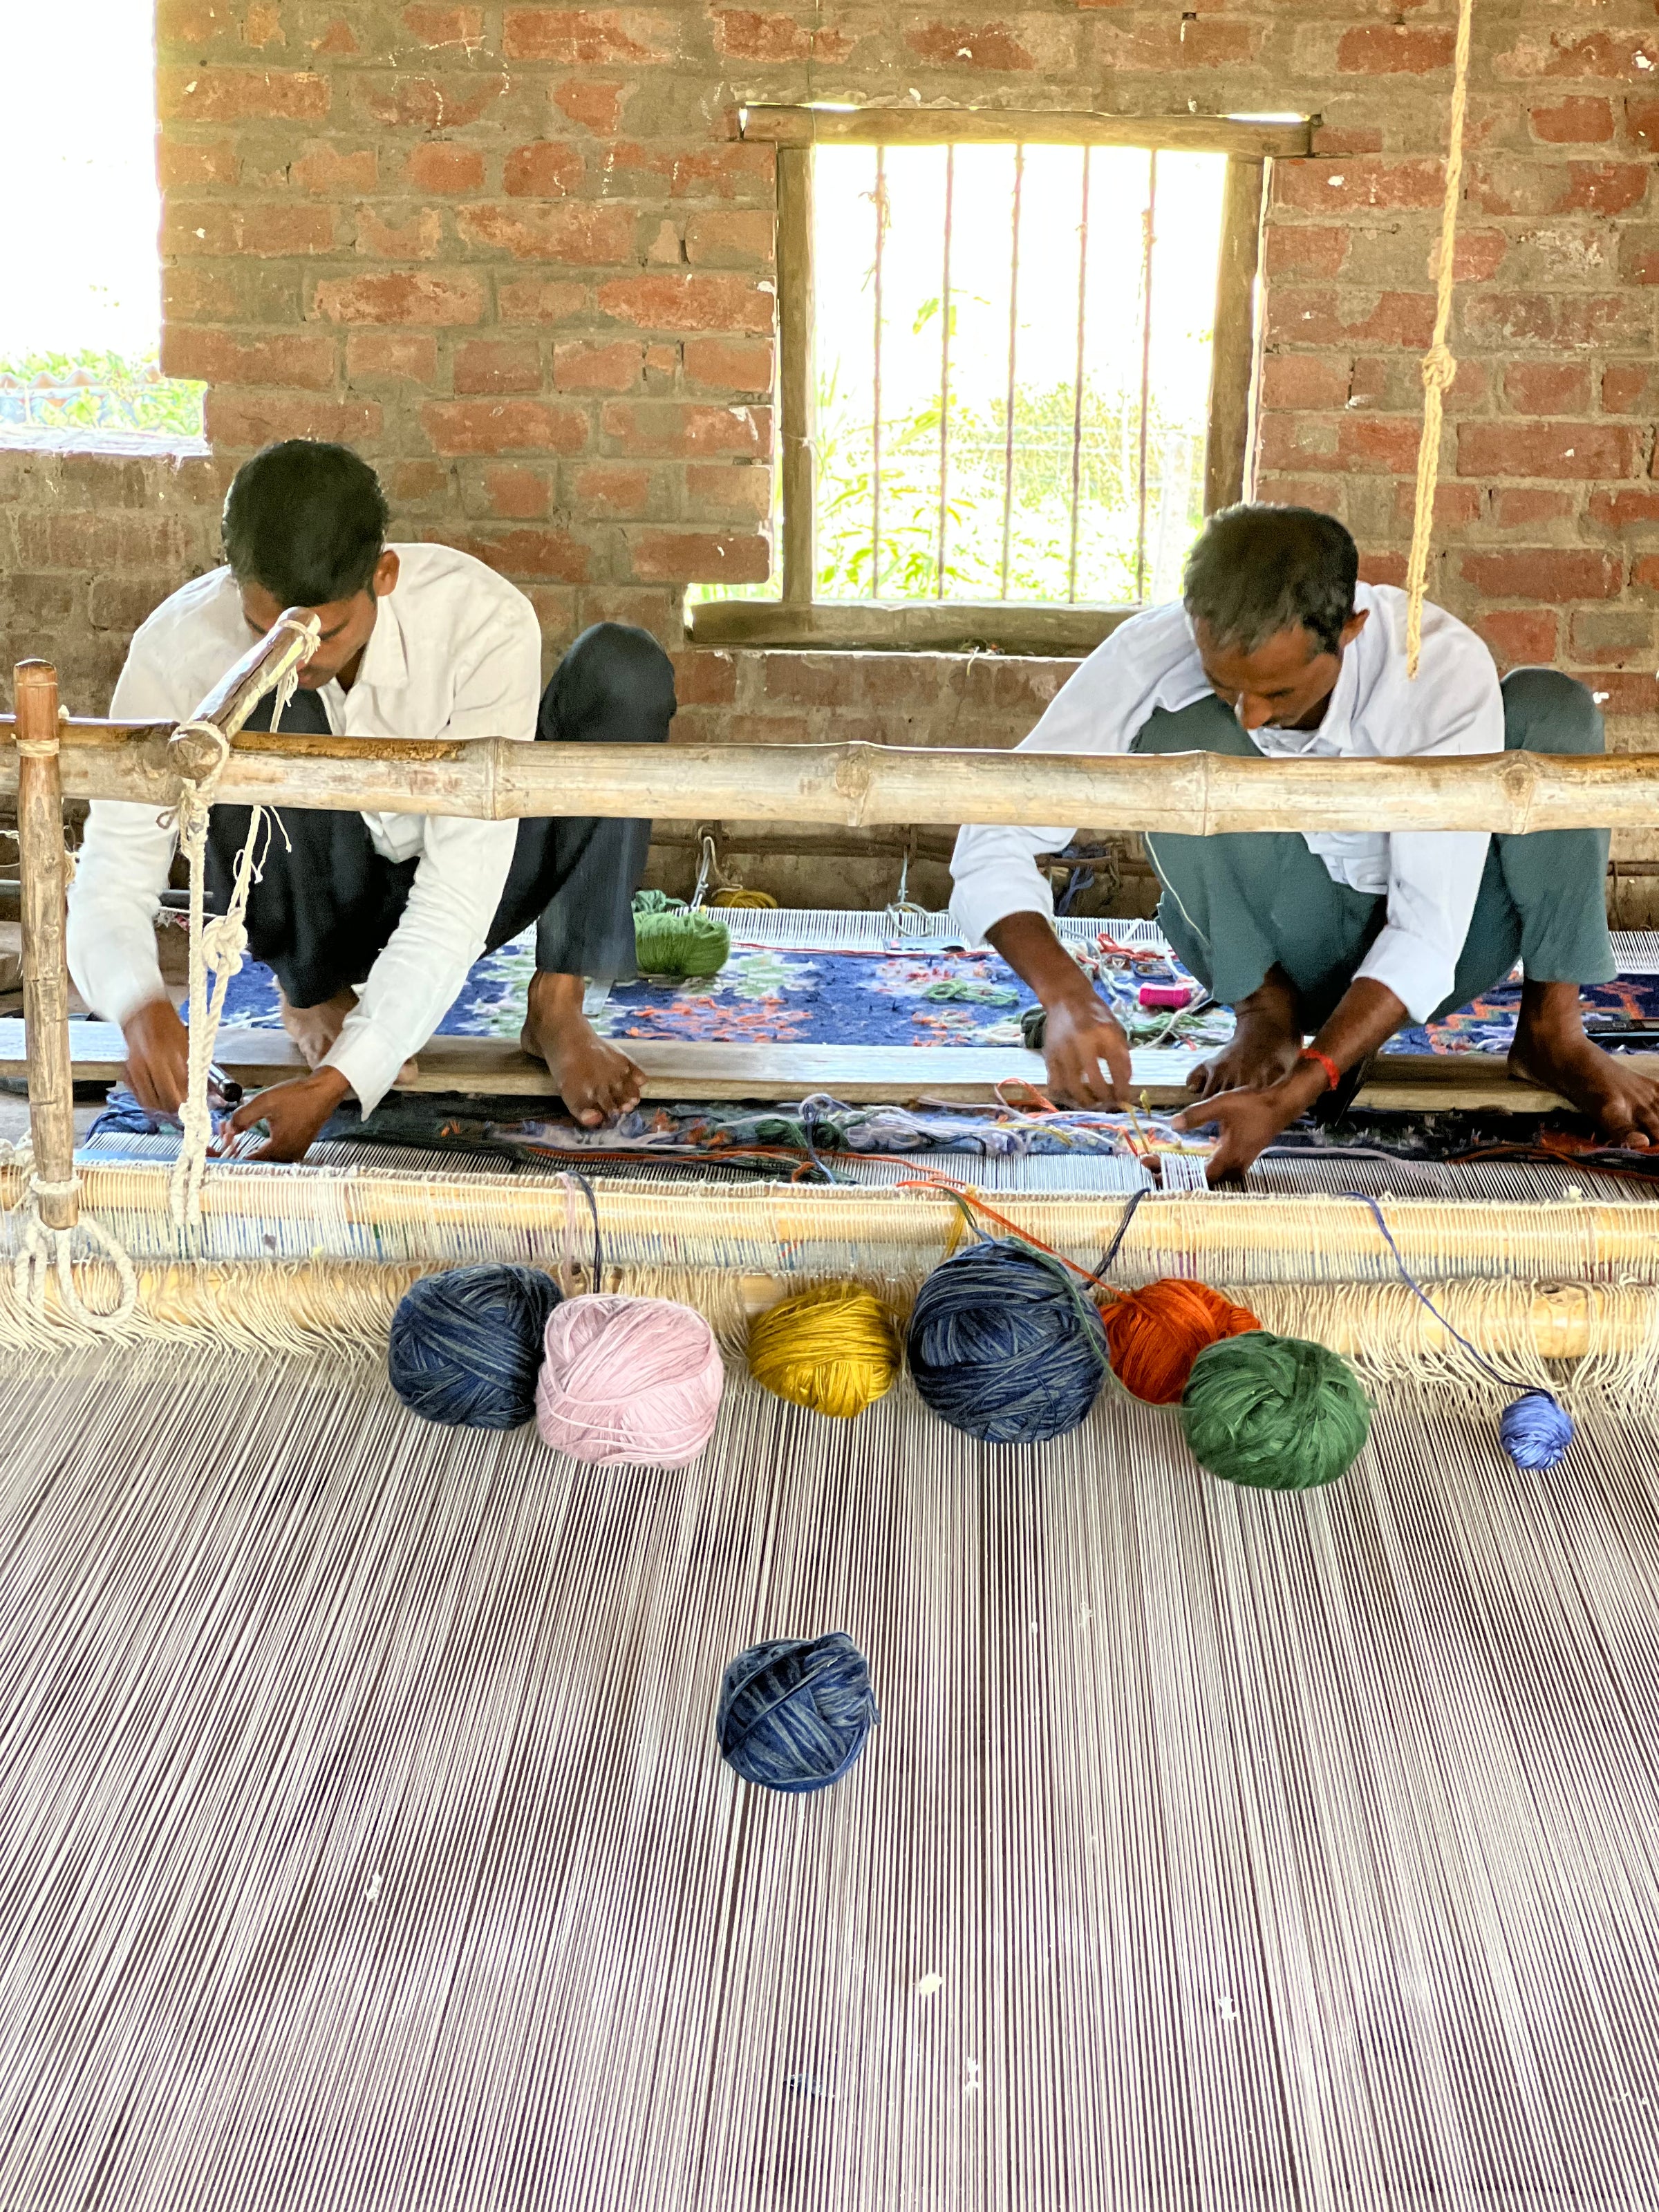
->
xmin=222 ymin=440 xmax=390 ymax=606
xmin=1182 ymin=503 xmax=1359 ymax=659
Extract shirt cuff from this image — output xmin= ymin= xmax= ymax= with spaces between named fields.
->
xmin=950 ymin=875 xmax=1054 ymax=949
xmin=85 ymin=954 xmax=170 ymax=1033
xmin=1354 ymin=927 xmax=1456 ymax=1026
xmin=321 ymin=1023 xmax=406 ymax=1121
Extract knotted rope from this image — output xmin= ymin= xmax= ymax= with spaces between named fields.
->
xmin=1405 ymin=0 xmax=1475 ymax=677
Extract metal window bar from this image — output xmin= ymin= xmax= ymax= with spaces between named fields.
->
xmin=998 ymin=143 xmax=1025 ymax=601
xmin=1134 ymin=150 xmax=1159 ymax=605
xmin=935 ymin=147 xmax=955 ymax=601
xmin=871 ymin=146 xmax=885 ymax=600
xmin=1066 ymin=148 xmax=1092 ymax=606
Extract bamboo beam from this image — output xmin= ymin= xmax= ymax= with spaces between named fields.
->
xmin=168 ymin=605 xmax=321 ymax=778
xmin=738 ymin=107 xmax=1316 ymax=160
xmin=12 ymin=663 xmax=77 ymax=1230
xmin=4 ymin=722 xmax=1659 ymax=836
xmin=686 ymin=599 xmax=1130 ymax=653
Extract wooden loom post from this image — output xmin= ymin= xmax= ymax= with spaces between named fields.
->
xmin=776 ymin=143 xmax=816 ymax=606
xmin=12 ymin=662 xmax=77 ymax=1231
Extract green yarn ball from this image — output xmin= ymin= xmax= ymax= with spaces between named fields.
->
xmin=631 ymin=891 xmax=730 ymax=978
xmin=1180 ymin=1329 xmax=1371 ymax=1492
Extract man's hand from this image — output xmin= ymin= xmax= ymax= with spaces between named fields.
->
xmin=1041 ymin=993 xmax=1134 ymax=1108
xmin=1174 ymin=1060 xmax=1331 ymax=1181
xmin=216 ymin=1067 xmax=352 ymax=1163
xmin=122 ymin=997 xmax=190 ymax=1117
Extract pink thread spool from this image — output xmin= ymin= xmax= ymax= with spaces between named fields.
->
xmin=1138 ymin=983 xmax=1192 ymax=1011
xmin=536 ymin=1293 xmax=724 ymax=1465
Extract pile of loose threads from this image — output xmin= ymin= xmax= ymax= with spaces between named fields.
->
xmin=631 ymin=889 xmax=731 ymax=978
xmin=716 ymin=1631 xmax=879 ymax=1794
xmin=1100 ymin=1278 xmax=1261 ymax=1404
xmin=747 ymin=1282 xmax=903 ymax=1419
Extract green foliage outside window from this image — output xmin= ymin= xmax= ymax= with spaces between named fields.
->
xmin=0 ymin=349 xmax=205 ymax=440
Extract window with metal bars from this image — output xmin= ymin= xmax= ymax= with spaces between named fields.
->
xmin=691 ymin=109 xmax=1313 ymax=655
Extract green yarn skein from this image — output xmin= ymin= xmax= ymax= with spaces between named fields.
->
xmin=1180 ymin=1329 xmax=1371 ymax=1492
xmin=631 ymin=889 xmax=731 ymax=977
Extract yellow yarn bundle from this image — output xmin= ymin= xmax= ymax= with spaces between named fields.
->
xmin=709 ymin=885 xmax=778 ymax=909
xmin=747 ymin=1282 xmax=903 ymax=1419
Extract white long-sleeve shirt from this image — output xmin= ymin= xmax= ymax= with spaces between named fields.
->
xmin=68 ymin=543 xmax=543 ymax=1116
xmin=950 ymin=583 xmax=1506 ymax=1024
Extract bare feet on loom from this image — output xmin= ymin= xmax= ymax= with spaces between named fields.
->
xmin=521 ymin=969 xmax=644 ymax=1128
xmin=276 ymin=984 xmax=418 ymax=1085
xmin=1187 ymin=966 xmax=1304 ymax=1100
xmin=1508 ymin=978 xmax=1659 ymax=1150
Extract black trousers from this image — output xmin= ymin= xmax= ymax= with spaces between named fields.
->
xmin=212 ymin=621 xmax=675 ymax=1009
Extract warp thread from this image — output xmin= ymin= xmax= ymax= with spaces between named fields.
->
xmin=747 ymin=1281 xmax=902 ymax=1418
xmin=716 ymin=1631 xmax=879 ymax=1794
xmin=1181 ymin=1331 xmax=1374 ymax=1492
xmin=389 ymin=1264 xmax=562 ymax=1429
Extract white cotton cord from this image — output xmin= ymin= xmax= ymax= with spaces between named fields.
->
xmin=10 ymin=1165 xmax=139 ymax=1331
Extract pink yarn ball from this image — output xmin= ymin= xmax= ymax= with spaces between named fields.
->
xmin=535 ymin=1294 xmax=724 ymax=1466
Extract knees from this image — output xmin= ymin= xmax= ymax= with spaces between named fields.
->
xmin=1501 ymin=666 xmax=1603 ymax=758
xmin=542 ymin=621 xmax=677 ymax=744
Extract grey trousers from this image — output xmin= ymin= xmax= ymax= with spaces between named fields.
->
xmin=1127 ymin=667 xmax=1614 ymax=1027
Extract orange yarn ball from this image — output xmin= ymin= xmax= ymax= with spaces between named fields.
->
xmin=1100 ymin=1279 xmax=1261 ymax=1405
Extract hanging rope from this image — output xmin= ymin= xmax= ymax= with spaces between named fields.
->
xmin=1405 ymin=0 xmax=1475 ymax=677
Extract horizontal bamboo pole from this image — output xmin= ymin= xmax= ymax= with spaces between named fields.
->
xmin=4 ymin=721 xmax=1659 ymax=834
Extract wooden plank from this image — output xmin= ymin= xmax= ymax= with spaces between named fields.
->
xmin=13 ymin=664 xmax=78 ymax=1228
xmin=776 ymin=144 xmax=814 ymax=606
xmin=12 ymin=1021 xmax=1616 ymax=1116
xmin=1205 ymin=158 xmax=1264 ymax=515
xmin=738 ymin=107 xmax=1317 ymax=160
xmin=687 ymin=601 xmax=1133 ymax=655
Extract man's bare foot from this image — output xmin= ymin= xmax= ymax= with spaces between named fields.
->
xmin=522 ymin=969 xmax=644 ymax=1128
xmin=278 ymin=984 xmax=356 ymax=1069
xmin=1187 ymin=965 xmax=1305 ymax=1100
xmin=1510 ymin=978 xmax=1659 ymax=1150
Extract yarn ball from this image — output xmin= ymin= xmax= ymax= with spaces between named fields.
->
xmin=1181 ymin=1329 xmax=1371 ymax=1492
xmin=388 ymin=1264 xmax=562 ymax=1429
xmin=1101 ymin=1278 xmax=1261 ymax=1405
xmin=536 ymin=1292 xmax=724 ymax=1465
xmin=716 ymin=1631 xmax=879 ymax=1794
xmin=631 ymin=890 xmax=730 ymax=977
xmin=906 ymin=1239 xmax=1108 ymax=1444
xmin=748 ymin=1282 xmax=903 ymax=1419
xmin=1499 ymin=1389 xmax=1574 ymax=1472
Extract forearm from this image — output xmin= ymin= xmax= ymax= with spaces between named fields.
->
xmin=986 ymin=911 xmax=1094 ymax=1011
xmin=1276 ymin=977 xmax=1407 ymax=1119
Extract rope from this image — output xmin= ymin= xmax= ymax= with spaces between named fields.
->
xmin=5 ymin=1138 xmax=138 ymax=1329
xmin=1405 ymin=0 xmax=1475 ymax=678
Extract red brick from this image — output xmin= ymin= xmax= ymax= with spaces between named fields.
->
xmin=312 ymin=17 xmax=359 ymax=55
xmin=483 ymin=465 xmax=551 ymax=518
xmin=291 ymin=143 xmax=378 ymax=193
xmin=669 ymin=145 xmax=774 ymax=200
xmin=598 ymin=274 xmax=772 ymax=335
xmin=1310 ymin=125 xmax=1385 ymax=157
xmin=1388 ymin=480 xmax=1482 ymax=532
xmin=1589 ymin=489 xmax=1659 ymax=533
xmin=313 ymin=272 xmax=485 ymax=324
xmin=687 ymin=462 xmax=771 ymax=518
xmin=570 ymin=462 xmax=654 ymax=516
xmin=403 ymin=5 xmax=485 ymax=46
xmin=1501 ymin=362 xmax=1592 ymax=415
xmin=1620 ymin=230 xmax=1659 ymax=286
xmin=454 ymin=338 xmax=543 ymax=394
xmin=503 ymin=9 xmax=676 ymax=63
xmin=1530 ymin=96 xmax=1615 ymax=144
xmin=1356 ymin=552 xmax=1408 ymax=589
xmin=357 ymin=207 xmax=444 ymax=260
xmin=1488 ymin=488 xmax=1576 ymax=529
xmin=1494 ymin=32 xmax=1659 ymax=81
xmin=422 ymin=399 xmax=587 ymax=455
xmin=682 ymin=336 xmax=772 ymax=393
xmin=503 ymin=141 xmax=584 ymax=198
xmin=1458 ymin=422 xmax=1638 ymax=482
xmin=1259 ymin=356 xmax=1350 ymax=411
xmin=1568 ymin=609 xmax=1658 ymax=668
xmin=1089 ymin=19 xmax=1258 ymax=68
xmin=552 ymin=77 xmax=625 ymax=132
xmin=1602 ymin=363 xmax=1659 ymax=415
xmin=206 ymin=394 xmax=382 ymax=448
xmin=903 ymin=19 xmax=1038 ymax=71
xmin=672 ymin=649 xmax=738 ymax=707
xmin=554 ymin=341 xmax=642 ymax=392
xmin=1632 ymin=558 xmax=1659 ymax=597
xmin=1273 ymin=159 xmax=1445 ymax=214
xmin=1337 ymin=24 xmax=1455 ymax=73
xmin=1571 ymin=672 xmax=1658 ymax=717
xmin=15 ymin=512 xmax=199 ymax=571
xmin=405 ymin=143 xmax=486 ymax=193
xmin=1460 ymin=550 xmax=1622 ymax=602
xmin=351 ymin=74 xmax=507 ymax=130
xmin=1450 ymin=230 xmax=1508 ymax=283
xmin=1473 ymin=610 xmax=1559 ymax=668
xmin=684 ymin=211 xmax=774 ymax=269
xmin=458 ymin=527 xmax=590 ymax=581
xmin=628 ymin=529 xmax=769 ymax=583
xmin=1460 ymin=292 xmax=1654 ymax=350
xmin=159 ymin=140 xmax=239 ymax=189
xmin=1263 ymin=225 xmax=1349 ymax=280
xmin=1335 ymin=417 xmax=1422 ymax=473
xmin=346 ymin=332 xmax=439 ymax=380
xmin=160 ymin=329 xmax=336 ymax=390
xmin=458 ymin=203 xmax=635 ymax=263
xmin=1266 ymin=288 xmax=1435 ymax=352
xmin=385 ymin=461 xmax=451 ymax=506
xmin=711 ymin=9 xmax=809 ymax=60
xmin=1627 ymin=98 xmax=1659 ymax=156
xmin=601 ymin=400 xmax=768 ymax=457
xmin=497 ymin=279 xmax=586 ymax=324
xmin=158 ymin=68 xmax=331 ymax=122
xmin=156 ymin=0 xmax=236 ymax=39
xmin=167 ymin=201 xmax=338 ymax=256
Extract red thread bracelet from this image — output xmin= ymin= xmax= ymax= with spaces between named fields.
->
xmin=1297 ymin=1047 xmax=1341 ymax=1094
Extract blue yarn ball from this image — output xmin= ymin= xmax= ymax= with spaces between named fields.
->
xmin=1499 ymin=1389 xmax=1574 ymax=1472
xmin=389 ymin=1265 xmax=563 ymax=1429
xmin=716 ymin=1631 xmax=879 ymax=1794
xmin=906 ymin=1239 xmax=1108 ymax=1443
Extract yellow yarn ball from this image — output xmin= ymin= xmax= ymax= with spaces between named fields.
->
xmin=747 ymin=1282 xmax=902 ymax=1419
xmin=709 ymin=885 xmax=778 ymax=909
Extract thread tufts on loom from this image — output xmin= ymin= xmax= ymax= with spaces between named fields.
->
xmin=1100 ymin=1279 xmax=1261 ymax=1405
xmin=906 ymin=1239 xmax=1107 ymax=1445
xmin=716 ymin=1631 xmax=879 ymax=1793
xmin=389 ymin=1264 xmax=562 ymax=1429
xmin=536 ymin=1292 xmax=724 ymax=1465
xmin=1499 ymin=1389 xmax=1575 ymax=1472
xmin=747 ymin=1282 xmax=903 ymax=1419
xmin=1181 ymin=1330 xmax=1371 ymax=1492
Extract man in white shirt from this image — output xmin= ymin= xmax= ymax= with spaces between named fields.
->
xmin=68 ymin=440 xmax=673 ymax=1160
xmin=952 ymin=505 xmax=1659 ymax=1178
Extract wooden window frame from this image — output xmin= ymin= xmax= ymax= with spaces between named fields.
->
xmin=688 ymin=106 xmax=1313 ymax=656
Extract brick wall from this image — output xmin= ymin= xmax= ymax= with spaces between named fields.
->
xmin=3 ymin=1 xmax=1658 ymax=908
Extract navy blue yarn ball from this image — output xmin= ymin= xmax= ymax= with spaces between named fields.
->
xmin=905 ymin=1239 xmax=1108 ymax=1444
xmin=716 ymin=1632 xmax=879 ymax=1794
xmin=1499 ymin=1389 xmax=1574 ymax=1472
xmin=389 ymin=1265 xmax=563 ymax=1430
